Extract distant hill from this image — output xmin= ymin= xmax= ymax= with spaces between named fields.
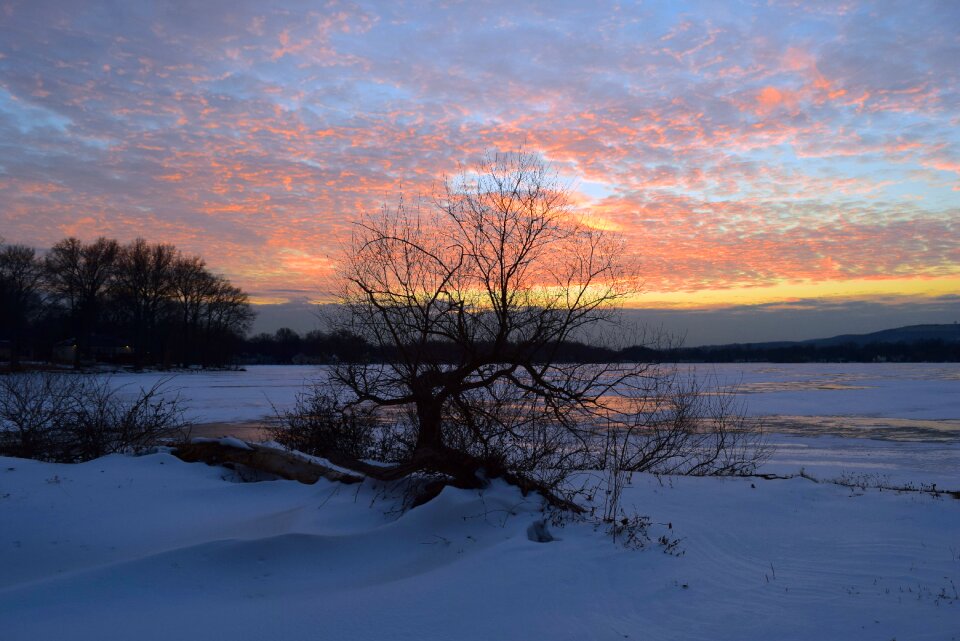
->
xmin=799 ymin=324 xmax=960 ymax=347
xmin=673 ymin=324 xmax=960 ymax=362
xmin=701 ymin=324 xmax=960 ymax=350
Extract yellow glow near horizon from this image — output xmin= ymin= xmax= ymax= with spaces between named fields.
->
xmin=629 ymin=275 xmax=960 ymax=309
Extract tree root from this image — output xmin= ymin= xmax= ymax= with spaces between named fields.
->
xmin=173 ymin=440 xmax=364 ymax=485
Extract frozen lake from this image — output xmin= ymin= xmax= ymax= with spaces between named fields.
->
xmin=104 ymin=362 xmax=960 ymax=427
xmin=104 ymin=363 xmax=960 ymax=487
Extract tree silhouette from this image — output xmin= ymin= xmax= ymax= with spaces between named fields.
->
xmin=312 ymin=153 xmax=765 ymax=507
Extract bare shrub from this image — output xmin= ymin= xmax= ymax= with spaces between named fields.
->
xmin=270 ymin=381 xmax=391 ymax=461
xmin=0 ymin=372 xmax=186 ymax=462
xmin=70 ymin=377 xmax=187 ymax=460
xmin=599 ymin=372 xmax=770 ymax=478
xmin=0 ymin=373 xmax=79 ymax=460
xmin=595 ymin=371 xmax=769 ymax=533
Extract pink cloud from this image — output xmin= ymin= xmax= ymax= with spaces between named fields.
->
xmin=0 ymin=0 xmax=956 ymax=303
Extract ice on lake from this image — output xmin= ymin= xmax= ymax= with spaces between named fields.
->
xmin=103 ymin=363 xmax=960 ymax=487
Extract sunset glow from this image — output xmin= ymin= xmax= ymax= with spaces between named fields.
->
xmin=1 ymin=1 xmax=957 ymax=314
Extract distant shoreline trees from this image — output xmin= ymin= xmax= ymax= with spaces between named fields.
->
xmin=0 ymin=236 xmax=253 ymax=369
xmin=240 ymin=325 xmax=960 ymax=365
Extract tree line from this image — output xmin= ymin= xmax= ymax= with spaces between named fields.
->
xmin=0 ymin=237 xmax=253 ymax=369
xmin=241 ymin=326 xmax=959 ymax=364
xmin=241 ymin=327 xmax=658 ymax=365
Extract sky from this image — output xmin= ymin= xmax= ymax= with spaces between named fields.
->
xmin=1 ymin=0 xmax=958 ymax=343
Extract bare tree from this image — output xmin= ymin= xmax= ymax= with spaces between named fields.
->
xmin=44 ymin=237 xmax=120 ymax=365
xmin=113 ymin=238 xmax=177 ymax=368
xmin=170 ymin=254 xmax=216 ymax=367
xmin=0 ymin=242 xmax=44 ymax=369
xmin=330 ymin=155 xmax=619 ymax=481
xmin=288 ymin=152 xmax=766 ymax=510
xmin=199 ymin=277 xmax=254 ymax=366
xmin=170 ymin=257 xmax=254 ymax=367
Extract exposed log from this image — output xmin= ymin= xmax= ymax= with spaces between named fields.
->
xmin=173 ymin=440 xmax=364 ymax=485
xmin=173 ymin=439 xmax=584 ymax=513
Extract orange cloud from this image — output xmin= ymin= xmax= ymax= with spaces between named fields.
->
xmin=0 ymin=1 xmax=956 ymax=310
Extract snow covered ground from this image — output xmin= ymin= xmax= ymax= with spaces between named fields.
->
xmin=2 ymin=363 xmax=957 ymax=639
xmin=1 ymin=452 xmax=957 ymax=640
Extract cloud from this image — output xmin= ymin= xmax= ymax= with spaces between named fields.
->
xmin=0 ymin=0 xmax=957 ymax=305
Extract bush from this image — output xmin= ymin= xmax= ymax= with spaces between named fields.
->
xmin=0 ymin=372 xmax=186 ymax=462
xmin=270 ymin=382 xmax=392 ymax=461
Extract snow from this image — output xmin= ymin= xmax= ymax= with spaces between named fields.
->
xmin=701 ymin=362 xmax=960 ymax=421
xmin=764 ymin=434 xmax=960 ymax=489
xmin=1 ymin=453 xmax=957 ymax=640
xmin=216 ymin=436 xmax=254 ymax=451
xmin=2 ymin=363 xmax=958 ymax=639
xmin=99 ymin=365 xmax=316 ymax=423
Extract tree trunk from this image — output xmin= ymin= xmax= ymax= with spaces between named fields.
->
xmin=414 ymin=399 xmax=444 ymax=451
